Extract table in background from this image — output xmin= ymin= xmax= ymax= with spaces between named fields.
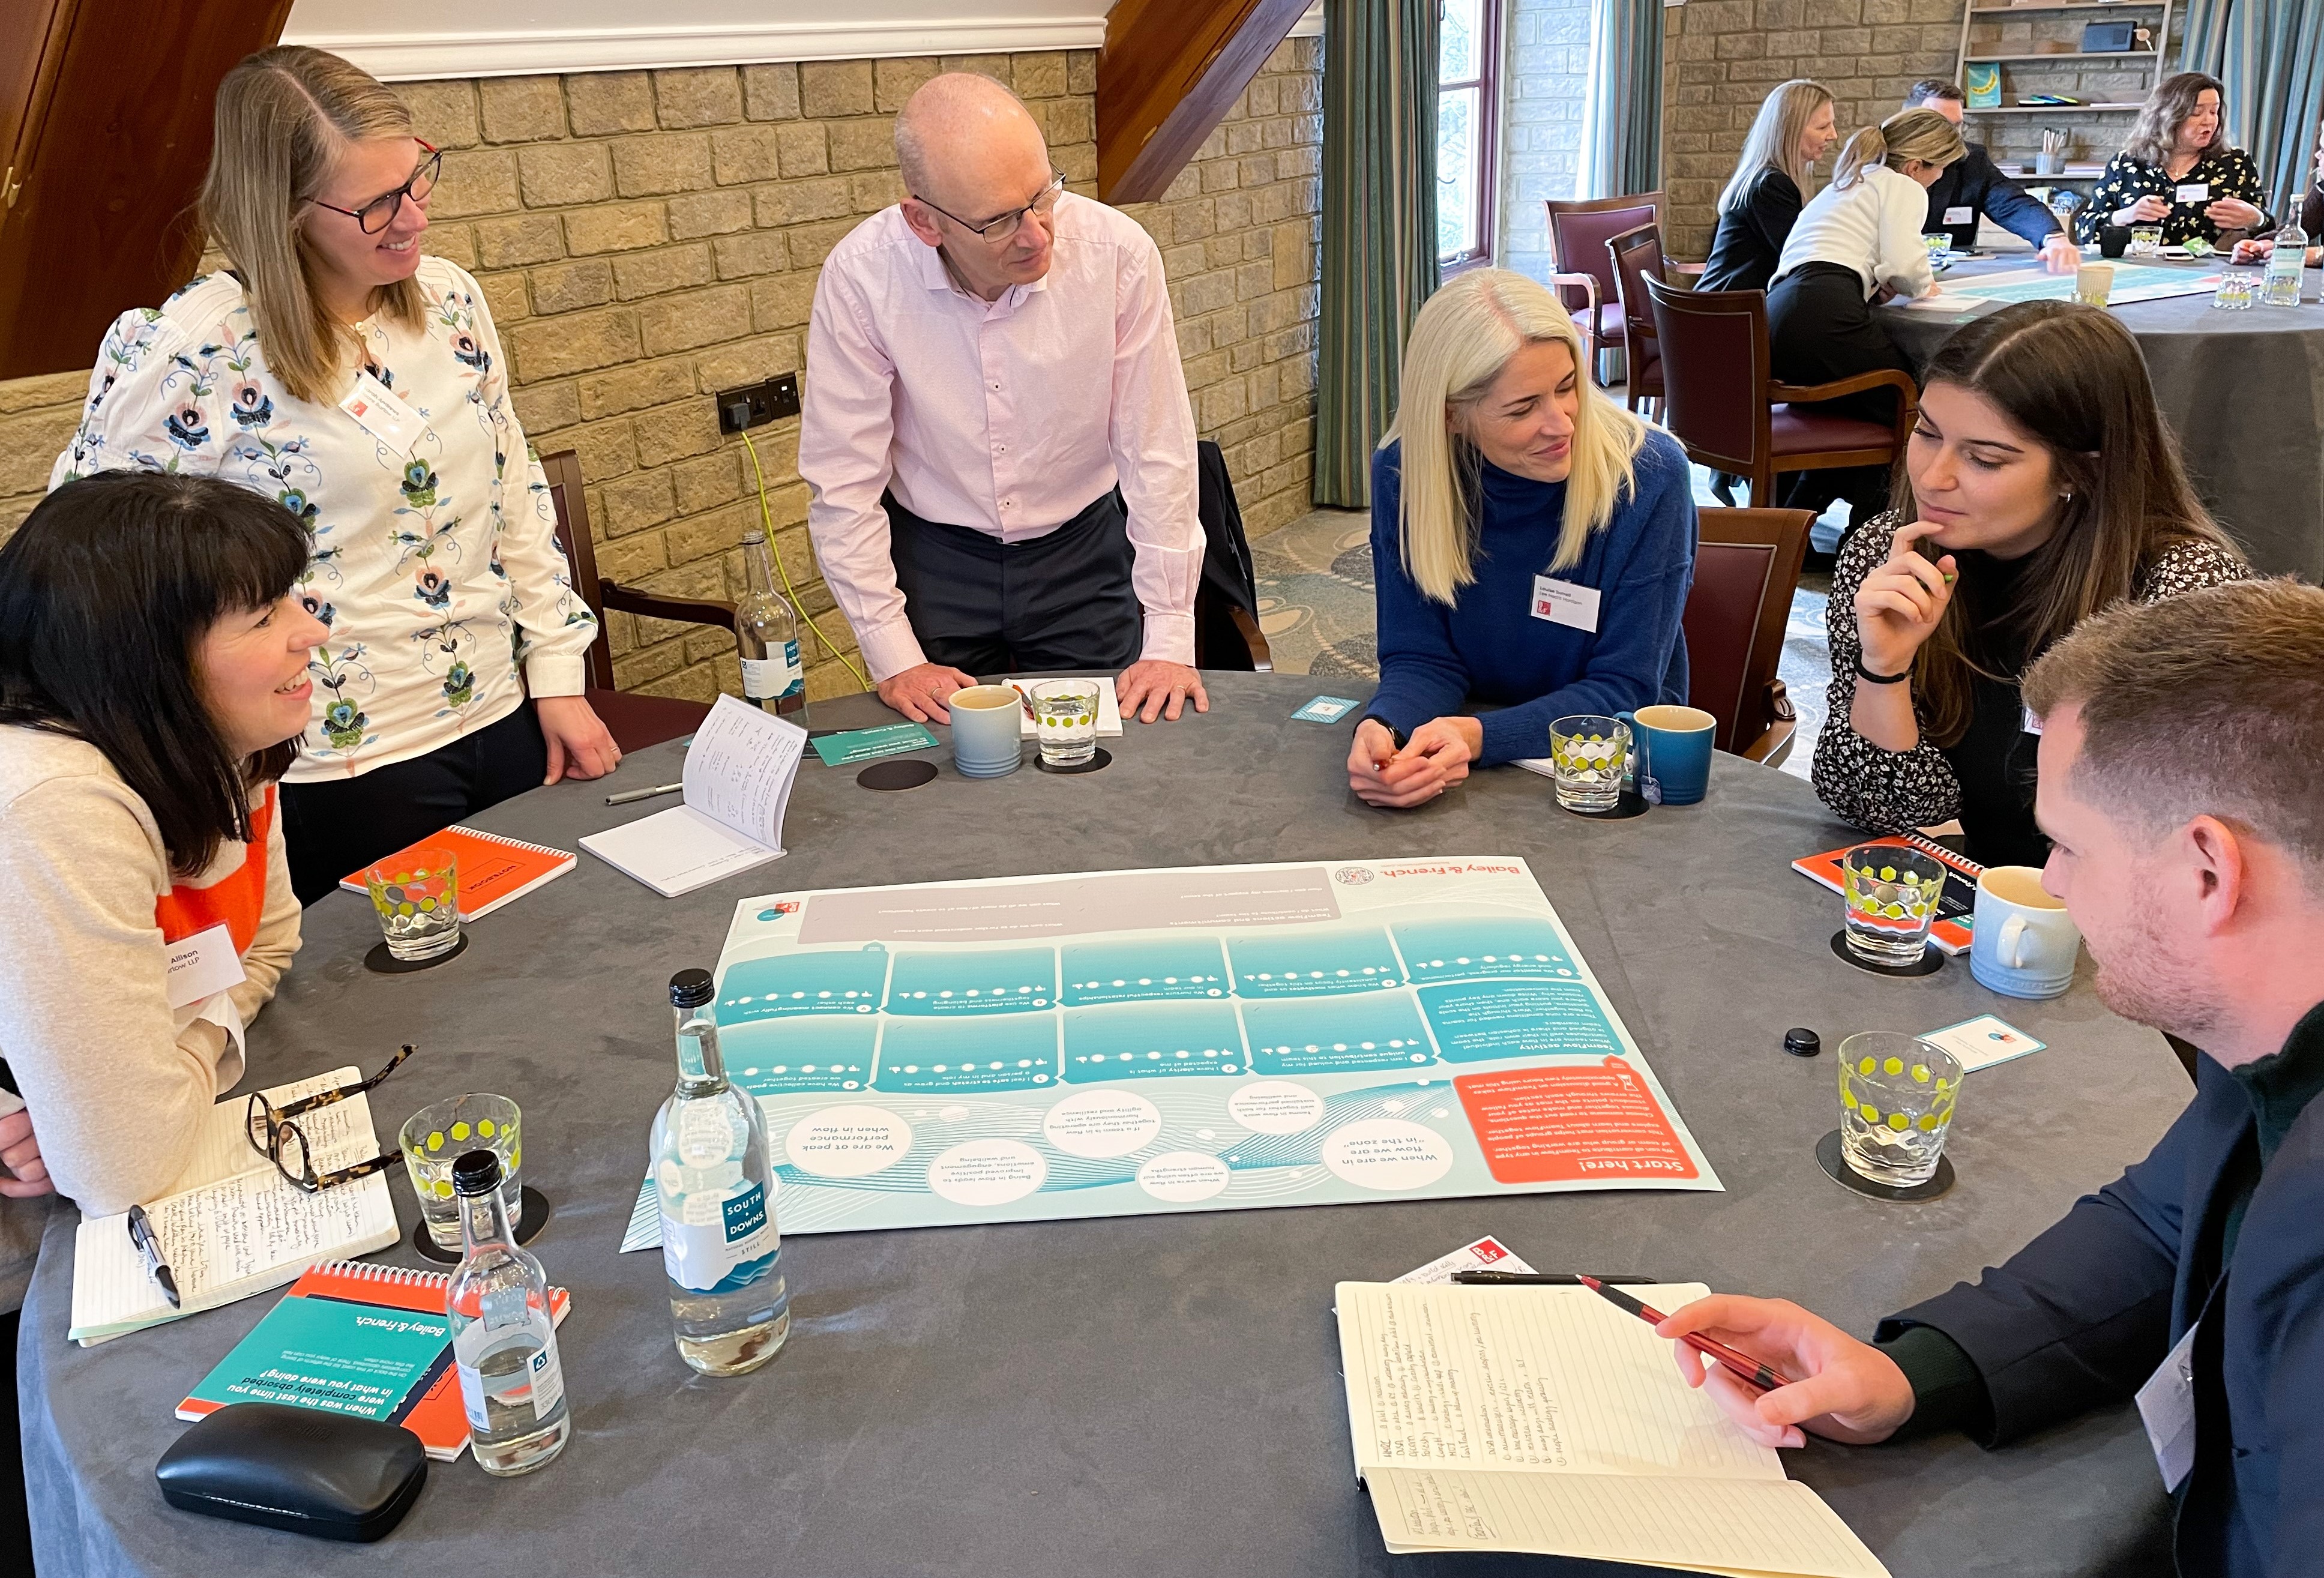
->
xmin=23 ymin=676 xmax=2193 ymax=1578
xmin=1880 ymin=254 xmax=2324 ymax=584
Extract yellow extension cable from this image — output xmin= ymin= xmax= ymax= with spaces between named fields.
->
xmin=736 ymin=424 xmax=871 ymax=693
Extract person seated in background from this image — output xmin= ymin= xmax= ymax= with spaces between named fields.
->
xmin=1698 ymin=80 xmax=1840 ymax=295
xmin=1766 ymin=107 xmax=1966 ymax=531
xmin=800 ymin=71 xmax=1208 ymax=728
xmin=1660 ymin=577 xmax=2324 ymax=1578
xmin=1814 ymin=299 xmax=2247 ymax=868
xmin=0 ymin=472 xmax=319 ymax=1557
xmin=1347 ymin=269 xmax=1694 ymax=809
xmin=1900 ymin=80 xmax=2079 ymax=271
xmin=2232 ymin=117 xmax=2324 ymax=270
xmin=2077 ymin=72 xmax=2270 ymax=247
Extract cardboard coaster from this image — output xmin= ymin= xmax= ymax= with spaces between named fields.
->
xmin=858 ymin=758 xmax=939 ymax=791
xmin=364 ymin=932 xmax=468 ymax=975
xmin=1037 ymin=745 xmax=1112 ymax=775
xmin=1816 ymin=1129 xmax=1954 ymax=1202
xmin=1564 ymin=789 xmax=1649 ymax=820
xmin=412 ymin=1185 xmax=553 ymax=1263
xmin=1829 ymin=930 xmax=1945 ymax=977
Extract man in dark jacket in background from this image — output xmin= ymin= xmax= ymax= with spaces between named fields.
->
xmin=1656 ymin=579 xmax=2324 ymax=1578
xmin=1906 ymin=80 xmax=2080 ymax=269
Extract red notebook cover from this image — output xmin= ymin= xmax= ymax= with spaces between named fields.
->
xmin=337 ymin=826 xmax=575 ymax=921
xmin=1793 ymin=833 xmax=1984 ymax=955
xmin=177 ymin=1260 xmax=571 ymax=1462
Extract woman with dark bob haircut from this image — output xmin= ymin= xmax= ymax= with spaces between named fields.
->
xmin=0 ymin=472 xmax=325 ymax=1518
xmin=1814 ymin=298 xmax=2250 ymax=866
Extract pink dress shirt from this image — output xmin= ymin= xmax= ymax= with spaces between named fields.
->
xmin=799 ymin=193 xmax=1205 ymax=680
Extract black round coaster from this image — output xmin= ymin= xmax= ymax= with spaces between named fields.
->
xmin=1816 ymin=1129 xmax=1955 ymax=1202
xmin=364 ymin=931 xmax=468 ymax=975
xmin=858 ymin=757 xmax=938 ymax=791
xmin=1036 ymin=745 xmax=1112 ymax=775
xmin=1829 ymin=930 xmax=1945 ymax=977
xmin=1565 ymin=789 xmax=1649 ymax=819
xmin=411 ymin=1185 xmax=554 ymax=1263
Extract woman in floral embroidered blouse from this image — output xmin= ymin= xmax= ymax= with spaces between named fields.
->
xmin=50 ymin=47 xmax=619 ymax=902
xmin=2074 ymin=72 xmax=2271 ymax=247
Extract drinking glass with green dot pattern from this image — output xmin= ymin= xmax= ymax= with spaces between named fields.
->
xmin=399 ymin=1093 xmax=522 ymax=1250
xmin=1836 ymin=1032 xmax=1962 ymax=1187
xmin=1031 ymin=679 xmax=1101 ymax=767
xmin=362 ymin=845 xmax=462 ymax=962
xmin=1840 ymin=844 xmax=1946 ymax=966
xmin=1547 ymin=714 xmax=1631 ymax=812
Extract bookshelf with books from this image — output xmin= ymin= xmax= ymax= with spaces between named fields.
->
xmin=1953 ymin=0 xmax=2176 ymax=184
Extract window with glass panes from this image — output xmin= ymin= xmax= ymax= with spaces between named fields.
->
xmin=1436 ymin=0 xmax=1502 ymax=270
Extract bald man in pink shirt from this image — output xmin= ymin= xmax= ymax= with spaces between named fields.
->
xmin=799 ymin=72 xmax=1209 ymax=725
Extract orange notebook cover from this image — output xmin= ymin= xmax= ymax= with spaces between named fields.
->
xmin=338 ymin=826 xmax=574 ymax=921
xmin=176 ymin=1260 xmax=572 ymax=1462
xmin=1792 ymin=833 xmax=1984 ymax=955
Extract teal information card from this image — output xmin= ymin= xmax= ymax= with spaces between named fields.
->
xmin=811 ymin=723 xmax=939 ymax=767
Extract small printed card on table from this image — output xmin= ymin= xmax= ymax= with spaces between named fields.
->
xmin=811 ymin=723 xmax=938 ymax=767
xmin=1922 ymin=1014 xmax=2047 ymax=1073
xmin=1393 ymin=1235 xmax=1539 ymax=1284
xmin=1293 ymin=696 xmax=1360 ymax=723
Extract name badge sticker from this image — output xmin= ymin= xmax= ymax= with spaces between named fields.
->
xmin=340 ymin=370 xmax=427 ymax=454
xmin=164 ymin=922 xmax=248 ymax=1011
xmin=2175 ymin=182 xmax=2211 ymax=205
xmin=1942 ymin=206 xmax=1974 ymax=226
xmin=2136 ymin=1322 xmax=2200 ymax=1493
xmin=2021 ymin=705 xmax=2044 ymax=736
xmin=1531 ymin=575 xmax=1601 ymax=633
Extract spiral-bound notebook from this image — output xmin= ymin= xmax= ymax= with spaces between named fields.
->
xmin=177 ymin=1260 xmax=572 ymax=1462
xmin=337 ymin=827 xmax=575 ymax=920
xmin=1793 ymin=833 xmax=1984 ymax=954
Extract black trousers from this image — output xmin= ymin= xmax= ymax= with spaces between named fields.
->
xmin=280 ymin=702 xmax=550 ymax=905
xmin=885 ymin=489 xmax=1142 ymax=674
xmin=2 ymin=1308 xmax=29 ymax=1574
xmin=1768 ymin=261 xmax=1915 ymax=525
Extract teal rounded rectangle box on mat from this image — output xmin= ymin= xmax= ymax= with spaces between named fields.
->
xmin=1241 ymin=993 xmax=1436 ymax=1075
xmin=1062 ymin=1000 xmax=1247 ymax=1081
xmin=886 ymin=947 xmax=1058 ymax=1014
xmin=1418 ymin=978 xmax=1624 ymax=1061
xmin=1059 ymin=938 xmax=1230 ymax=1005
xmin=718 ymin=946 xmax=888 ymax=1022
xmin=721 ymin=1016 xmax=876 ymax=1095
xmin=873 ymin=1015 xmax=1061 ymax=1092
xmin=1226 ymin=927 xmax=1403 ymax=998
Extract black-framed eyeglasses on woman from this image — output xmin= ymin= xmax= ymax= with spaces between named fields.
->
xmin=310 ymin=141 xmax=442 ymax=235
xmin=912 ymin=170 xmax=1067 ymax=244
xmin=246 ymin=1043 xmax=415 ymax=1193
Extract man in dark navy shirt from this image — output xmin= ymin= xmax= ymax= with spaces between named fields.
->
xmin=1906 ymin=80 xmax=2080 ymax=269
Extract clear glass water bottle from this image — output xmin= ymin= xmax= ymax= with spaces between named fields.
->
xmin=2263 ymin=218 xmax=2307 ymax=307
xmin=735 ymin=529 xmax=808 ymax=724
xmin=652 ymin=968 xmax=789 ymax=1375
xmin=446 ymin=1149 xmax=570 ymax=1475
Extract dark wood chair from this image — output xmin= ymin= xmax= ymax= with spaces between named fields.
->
xmin=1643 ymin=276 xmax=1918 ymax=510
xmin=539 ymin=448 xmax=733 ymax=753
xmin=1545 ymin=193 xmax=1660 ymax=384
xmin=1606 ymin=223 xmax=1668 ymax=417
xmin=1685 ymin=506 xmax=1814 ymax=768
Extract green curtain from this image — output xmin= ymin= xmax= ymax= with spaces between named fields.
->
xmin=1580 ymin=0 xmax=1666 ymax=198
xmin=1314 ymin=0 xmax=1440 ymax=510
xmin=2178 ymin=0 xmax=2324 ymax=231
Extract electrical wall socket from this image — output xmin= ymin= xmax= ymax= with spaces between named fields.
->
xmin=716 ymin=372 xmax=801 ymax=434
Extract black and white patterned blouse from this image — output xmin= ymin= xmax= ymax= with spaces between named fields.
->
xmin=1812 ymin=516 xmax=2250 ymax=855
xmin=2073 ymin=146 xmax=2271 ymax=245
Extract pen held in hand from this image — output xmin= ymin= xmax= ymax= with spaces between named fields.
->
xmin=605 ymin=781 xmax=684 ymax=806
xmin=127 ymin=1203 xmax=179 ymax=1308
xmin=1577 ymin=1274 xmax=1792 ymax=1394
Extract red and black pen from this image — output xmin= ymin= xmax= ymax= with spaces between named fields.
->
xmin=1577 ymin=1274 xmax=1793 ymax=1394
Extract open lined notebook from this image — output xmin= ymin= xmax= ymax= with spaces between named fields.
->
xmin=1335 ymin=1281 xmax=1890 ymax=1578
xmin=70 ymin=1068 xmax=399 ymax=1346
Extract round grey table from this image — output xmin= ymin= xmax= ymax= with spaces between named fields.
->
xmin=22 ymin=675 xmax=2190 ymax=1577
xmin=1879 ymin=254 xmax=2324 ymax=583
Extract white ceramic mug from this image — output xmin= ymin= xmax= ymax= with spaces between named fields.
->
xmin=1970 ymin=865 xmax=2080 ymax=999
xmin=948 ymin=685 xmax=1025 ymax=778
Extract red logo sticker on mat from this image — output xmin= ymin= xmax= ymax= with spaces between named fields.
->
xmin=1454 ymin=1058 xmax=1699 ymax=1184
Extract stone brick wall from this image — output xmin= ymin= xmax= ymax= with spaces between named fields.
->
xmin=0 ymin=39 xmax=1323 ymax=708
xmin=1498 ymin=0 xmax=1595 ymax=279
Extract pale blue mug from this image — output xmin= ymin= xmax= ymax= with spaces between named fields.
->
xmin=1969 ymin=866 xmax=2081 ymax=999
xmin=1618 ymin=704 xmax=1717 ymax=806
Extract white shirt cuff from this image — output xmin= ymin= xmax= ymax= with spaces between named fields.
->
xmin=525 ymin=653 xmax=588 ymax=697
xmin=859 ymin=619 xmax=931 ymax=683
xmin=1138 ymin=611 xmax=1196 ymax=667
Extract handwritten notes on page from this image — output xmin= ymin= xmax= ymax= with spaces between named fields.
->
xmin=580 ymin=695 xmax=807 ymax=897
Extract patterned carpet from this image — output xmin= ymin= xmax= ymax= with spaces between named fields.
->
xmin=1248 ymin=477 xmax=1838 ymax=781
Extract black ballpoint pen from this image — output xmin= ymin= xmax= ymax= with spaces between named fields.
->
xmin=1450 ymin=1271 xmax=1656 ymax=1286
xmin=127 ymin=1204 xmax=180 ymax=1308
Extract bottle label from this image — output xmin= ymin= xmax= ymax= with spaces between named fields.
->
xmin=660 ymin=1179 xmax=778 ymax=1295
xmin=456 ymin=1327 xmax=561 ymax=1430
xmin=526 ymin=1342 xmax=566 ymax=1421
xmin=739 ymin=642 xmax=803 ymax=702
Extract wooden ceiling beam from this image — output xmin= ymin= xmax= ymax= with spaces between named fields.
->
xmin=1098 ymin=0 xmax=1314 ymax=205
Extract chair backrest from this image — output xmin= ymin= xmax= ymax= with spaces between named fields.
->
xmin=1606 ymin=223 xmax=1667 ymax=384
xmin=1643 ymin=276 xmax=1769 ymax=474
xmin=1546 ymin=191 xmax=1663 ymax=310
xmin=1685 ymin=507 xmax=1813 ymax=755
xmin=538 ymin=447 xmax=617 ymax=691
xmin=1194 ymin=439 xmax=1268 ymax=671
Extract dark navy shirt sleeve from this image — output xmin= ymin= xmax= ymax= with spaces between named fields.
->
xmin=1364 ymin=442 xmax=1475 ymax=739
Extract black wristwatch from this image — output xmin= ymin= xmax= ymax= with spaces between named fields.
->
xmin=1853 ymin=655 xmax=1910 ymax=685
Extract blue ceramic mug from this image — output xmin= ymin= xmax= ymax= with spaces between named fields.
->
xmin=1969 ymin=865 xmax=2081 ymax=999
xmin=1618 ymin=705 xmax=1717 ymax=806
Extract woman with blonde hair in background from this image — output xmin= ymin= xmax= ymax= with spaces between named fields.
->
xmin=1348 ymin=270 xmax=1696 ymax=809
xmin=1765 ymin=106 xmax=1966 ymax=532
xmin=50 ymin=46 xmax=618 ymax=903
xmin=1699 ymin=79 xmax=1840 ymax=294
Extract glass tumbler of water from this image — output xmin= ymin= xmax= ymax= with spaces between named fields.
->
xmin=1840 ymin=844 xmax=1945 ymax=966
xmin=2129 ymin=224 xmax=2161 ymax=257
xmin=402 ymin=1093 xmax=522 ymax=1251
xmin=1032 ymin=679 xmax=1100 ymax=768
xmin=2212 ymin=271 xmax=2257 ymax=311
xmin=1548 ymin=715 xmax=1630 ymax=812
xmin=1837 ymin=1032 xmax=1963 ymax=1188
xmin=363 ymin=845 xmax=460 ymax=962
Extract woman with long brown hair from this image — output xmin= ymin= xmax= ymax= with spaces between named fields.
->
xmin=49 ymin=47 xmax=619 ymax=903
xmin=1813 ymin=299 xmax=2249 ymax=867
xmin=2077 ymin=71 xmax=2270 ymax=246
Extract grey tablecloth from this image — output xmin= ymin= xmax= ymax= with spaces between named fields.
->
xmin=22 ymin=677 xmax=2191 ymax=1578
xmin=1879 ymin=256 xmax=2324 ymax=583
